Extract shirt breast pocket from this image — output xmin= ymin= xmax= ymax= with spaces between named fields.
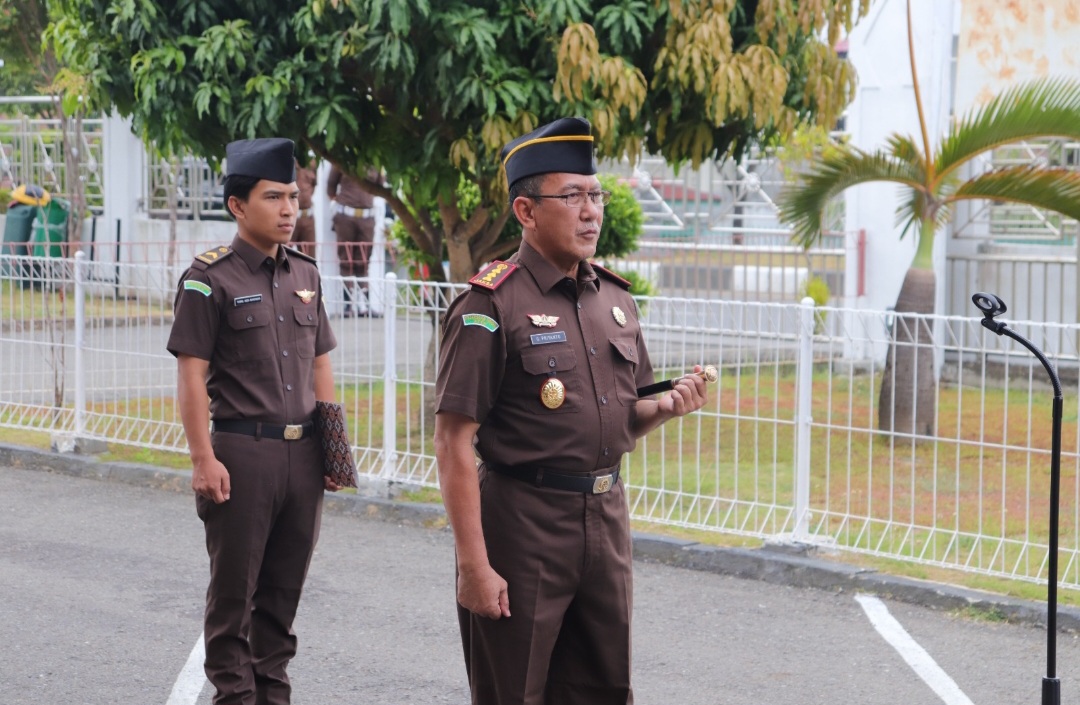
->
xmin=293 ymin=305 xmax=318 ymax=358
xmin=520 ymin=346 xmax=581 ymax=414
xmin=610 ymin=336 xmax=639 ymax=406
xmin=225 ymin=307 xmax=273 ymax=361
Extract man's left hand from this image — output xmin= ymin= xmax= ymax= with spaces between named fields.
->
xmin=324 ymin=476 xmax=342 ymax=492
xmin=658 ymin=364 xmax=709 ymax=418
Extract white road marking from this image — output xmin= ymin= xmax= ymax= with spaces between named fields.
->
xmin=855 ymin=595 xmax=975 ymax=705
xmin=166 ymin=632 xmax=207 ymax=705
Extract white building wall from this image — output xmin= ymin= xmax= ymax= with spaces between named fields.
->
xmin=843 ymin=0 xmax=958 ymax=314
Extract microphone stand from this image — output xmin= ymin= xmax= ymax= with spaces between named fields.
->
xmin=972 ymin=292 xmax=1063 ymax=705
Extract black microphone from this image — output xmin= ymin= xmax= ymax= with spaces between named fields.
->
xmin=637 ymin=365 xmax=718 ymax=397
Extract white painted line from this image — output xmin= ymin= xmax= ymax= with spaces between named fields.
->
xmin=166 ymin=631 xmax=207 ymax=705
xmin=855 ymin=595 xmax=975 ymax=705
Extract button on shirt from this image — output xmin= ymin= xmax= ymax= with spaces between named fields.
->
xmin=166 ymin=235 xmax=336 ymax=424
xmin=435 ymin=241 xmax=654 ymax=472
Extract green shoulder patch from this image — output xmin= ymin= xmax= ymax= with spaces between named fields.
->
xmin=462 ymin=313 xmax=499 ymax=332
xmin=184 ymin=280 xmax=212 ymax=297
xmin=194 ymin=246 xmax=232 ymax=266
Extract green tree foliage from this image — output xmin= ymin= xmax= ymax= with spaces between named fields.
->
xmin=49 ymin=0 xmax=869 ymax=281
xmin=0 ymin=0 xmax=53 ymax=106
xmin=777 ymin=1 xmax=1080 ymax=436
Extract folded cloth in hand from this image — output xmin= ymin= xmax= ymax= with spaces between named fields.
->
xmin=314 ymin=401 xmax=358 ymax=488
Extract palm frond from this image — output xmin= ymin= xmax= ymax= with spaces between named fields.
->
xmin=778 ymin=147 xmax=925 ymax=248
xmin=947 ymin=166 xmax=1080 ymax=223
xmin=887 ymin=133 xmax=926 ymax=172
xmin=936 ymin=77 xmax=1080 ymax=180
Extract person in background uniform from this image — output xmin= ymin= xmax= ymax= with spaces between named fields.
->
xmin=433 ymin=117 xmax=709 ymax=705
xmin=291 ymin=157 xmax=317 ymax=257
xmin=167 ymin=138 xmax=341 ymax=705
xmin=326 ymin=164 xmax=381 ymax=317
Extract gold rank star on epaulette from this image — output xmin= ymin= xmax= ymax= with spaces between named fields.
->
xmin=469 ymin=261 xmax=517 ymax=291
xmin=194 ymin=246 xmax=232 ymax=265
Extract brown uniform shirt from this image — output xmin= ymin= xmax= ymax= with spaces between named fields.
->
xmin=296 ymin=162 xmax=317 ymax=211
xmin=326 ymin=165 xmax=376 ymax=209
xmin=436 ymin=241 xmax=654 ymax=473
xmin=166 ymin=235 xmax=337 ymax=424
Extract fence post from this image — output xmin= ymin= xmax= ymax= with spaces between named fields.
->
xmin=381 ymin=272 xmax=398 ymax=479
xmin=74 ymin=251 xmax=87 ymax=438
xmin=794 ymin=296 xmax=814 ymax=541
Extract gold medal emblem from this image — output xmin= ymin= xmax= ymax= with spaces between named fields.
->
xmin=295 ymin=289 xmax=316 ymax=304
xmin=528 ymin=314 xmax=560 ymax=328
xmin=612 ymin=306 xmax=627 ymax=327
xmin=540 ymin=378 xmax=566 ymax=409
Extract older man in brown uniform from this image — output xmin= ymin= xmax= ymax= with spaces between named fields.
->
xmin=327 ymin=164 xmax=379 ymax=316
xmin=168 ymin=138 xmax=340 ymax=705
xmin=434 ymin=117 xmax=708 ymax=705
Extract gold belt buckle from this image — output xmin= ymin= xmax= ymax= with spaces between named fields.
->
xmin=283 ymin=424 xmax=303 ymax=441
xmin=592 ymin=474 xmax=614 ymax=494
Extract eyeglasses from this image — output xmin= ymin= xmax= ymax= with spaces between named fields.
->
xmin=529 ymin=190 xmax=612 ymax=208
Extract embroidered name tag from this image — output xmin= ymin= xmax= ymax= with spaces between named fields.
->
xmin=462 ymin=313 xmax=499 ymax=332
xmin=184 ymin=280 xmax=212 ymax=297
xmin=530 ymin=331 xmax=567 ymax=345
xmin=234 ymin=294 xmax=263 ymax=306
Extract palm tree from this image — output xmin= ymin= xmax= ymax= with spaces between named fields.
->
xmin=778 ymin=0 xmax=1080 ymax=437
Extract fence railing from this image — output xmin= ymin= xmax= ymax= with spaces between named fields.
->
xmin=2 ymin=253 xmax=1080 ymax=590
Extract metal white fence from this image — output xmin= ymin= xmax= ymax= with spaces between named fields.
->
xmin=2 ymin=252 xmax=1079 ymax=590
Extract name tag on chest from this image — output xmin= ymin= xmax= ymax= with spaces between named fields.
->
xmin=234 ymin=294 xmax=263 ymax=307
xmin=530 ymin=331 xmax=567 ymax=346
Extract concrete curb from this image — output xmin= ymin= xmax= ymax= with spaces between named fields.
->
xmin=3 ymin=442 xmax=1077 ymax=633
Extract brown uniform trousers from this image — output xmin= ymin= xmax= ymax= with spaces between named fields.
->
xmin=197 ymin=431 xmax=325 ymax=705
xmin=459 ymin=465 xmax=634 ymax=705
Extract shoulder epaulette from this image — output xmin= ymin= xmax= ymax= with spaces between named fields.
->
xmin=469 ymin=260 xmax=517 ymax=291
xmin=286 ymin=246 xmax=318 ymax=265
xmin=592 ymin=262 xmax=632 ymax=290
xmin=191 ymin=246 xmax=233 ymax=268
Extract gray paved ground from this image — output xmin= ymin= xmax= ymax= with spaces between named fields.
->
xmin=3 ymin=449 xmax=1080 ymax=704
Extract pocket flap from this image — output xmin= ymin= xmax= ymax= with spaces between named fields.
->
xmin=293 ymin=305 xmax=318 ymax=326
xmin=227 ymin=307 xmax=270 ymax=330
xmin=609 ymin=337 xmax=638 ymax=363
xmin=521 ymin=346 xmax=578 ymax=374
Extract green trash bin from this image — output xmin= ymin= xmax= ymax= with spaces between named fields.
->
xmin=2 ymin=204 xmax=37 ymax=282
xmin=31 ymin=198 xmax=70 ymax=258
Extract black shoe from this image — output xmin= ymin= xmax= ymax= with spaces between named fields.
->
xmin=343 ymin=304 xmax=355 ymax=319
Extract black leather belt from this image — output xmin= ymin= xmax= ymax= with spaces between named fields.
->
xmin=212 ymin=419 xmax=313 ymax=441
xmin=484 ymin=463 xmax=620 ymax=494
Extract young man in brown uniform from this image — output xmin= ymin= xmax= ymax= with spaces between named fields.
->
xmin=167 ymin=138 xmax=341 ymax=705
xmin=290 ymin=157 xmax=317 ymax=257
xmin=326 ymin=164 xmax=379 ymax=316
xmin=434 ymin=117 xmax=708 ymax=705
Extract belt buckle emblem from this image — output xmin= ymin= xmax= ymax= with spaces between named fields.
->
xmin=283 ymin=424 xmax=303 ymax=440
xmin=592 ymin=474 xmax=613 ymax=494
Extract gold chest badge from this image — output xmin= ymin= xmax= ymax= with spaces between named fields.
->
xmin=612 ymin=306 xmax=627 ymax=327
xmin=540 ymin=378 xmax=566 ymax=409
xmin=295 ymin=289 xmax=316 ymax=304
xmin=528 ymin=314 xmax=559 ymax=328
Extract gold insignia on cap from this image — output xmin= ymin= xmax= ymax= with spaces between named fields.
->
xmin=612 ymin=306 xmax=627 ymax=327
xmin=528 ymin=314 xmax=560 ymax=328
xmin=295 ymin=289 xmax=316 ymax=304
xmin=540 ymin=378 xmax=566 ymax=409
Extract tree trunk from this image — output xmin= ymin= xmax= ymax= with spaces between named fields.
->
xmin=878 ymin=268 xmax=936 ymax=436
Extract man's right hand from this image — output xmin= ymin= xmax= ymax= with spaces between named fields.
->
xmin=191 ymin=456 xmax=231 ymax=503
xmin=457 ymin=564 xmax=510 ymax=620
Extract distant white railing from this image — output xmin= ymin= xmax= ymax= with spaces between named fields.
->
xmin=2 ymin=252 xmax=1080 ymax=590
